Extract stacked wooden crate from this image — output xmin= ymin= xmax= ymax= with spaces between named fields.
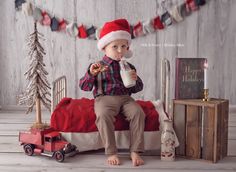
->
xmin=173 ymin=99 xmax=229 ymax=163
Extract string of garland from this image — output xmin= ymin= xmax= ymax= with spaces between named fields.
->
xmin=15 ymin=0 xmax=206 ymax=40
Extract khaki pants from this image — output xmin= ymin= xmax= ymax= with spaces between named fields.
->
xmin=94 ymin=95 xmax=145 ymax=155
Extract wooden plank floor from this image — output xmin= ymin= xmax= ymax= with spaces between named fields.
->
xmin=0 ymin=109 xmax=236 ymax=172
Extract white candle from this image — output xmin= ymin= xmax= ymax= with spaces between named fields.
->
xmin=204 ymin=61 xmax=208 ymax=89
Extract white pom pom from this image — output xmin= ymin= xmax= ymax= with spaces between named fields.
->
xmin=124 ymin=50 xmax=133 ymax=58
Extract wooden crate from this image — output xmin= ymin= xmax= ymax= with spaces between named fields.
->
xmin=173 ymin=98 xmax=229 ymax=163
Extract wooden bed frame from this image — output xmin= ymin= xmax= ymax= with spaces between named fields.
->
xmin=50 ymin=58 xmax=172 ymax=152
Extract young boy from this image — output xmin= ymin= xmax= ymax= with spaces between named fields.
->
xmin=79 ymin=19 xmax=145 ymax=166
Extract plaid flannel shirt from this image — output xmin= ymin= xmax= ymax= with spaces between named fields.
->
xmin=79 ymin=56 xmax=143 ymax=98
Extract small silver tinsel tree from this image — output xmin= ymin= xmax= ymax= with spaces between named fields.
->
xmin=19 ymin=22 xmax=51 ymax=129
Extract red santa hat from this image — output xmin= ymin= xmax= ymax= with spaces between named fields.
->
xmin=97 ymin=19 xmax=133 ymax=58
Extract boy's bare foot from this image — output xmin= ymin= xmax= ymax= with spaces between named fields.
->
xmin=107 ymin=154 xmax=121 ymax=165
xmin=130 ymin=152 xmax=144 ymax=166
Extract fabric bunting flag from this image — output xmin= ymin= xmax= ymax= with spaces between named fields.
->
xmin=133 ymin=22 xmax=145 ymax=37
xmin=66 ymin=23 xmax=79 ymax=37
xmin=153 ymin=16 xmax=165 ymax=30
xmin=22 ymin=1 xmax=33 ymax=16
xmin=169 ymin=6 xmax=183 ymax=23
xmin=78 ymin=25 xmax=88 ymax=39
xmin=58 ymin=19 xmax=67 ymax=32
xmin=41 ymin=11 xmax=51 ymax=26
xmin=186 ymin=0 xmax=199 ymax=12
xmin=51 ymin=17 xmax=59 ymax=31
xmin=16 ymin=0 xmax=207 ymax=40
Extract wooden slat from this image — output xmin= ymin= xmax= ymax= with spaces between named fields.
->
xmin=228 ymin=121 xmax=236 ymax=127
xmin=186 ymin=105 xmax=201 ymax=159
xmin=0 ymin=106 xmax=236 ymax=172
xmin=173 ymin=99 xmax=225 ymax=108
xmin=0 ymin=130 xmax=19 ymax=136
xmin=51 ymin=76 xmax=67 ymax=112
xmin=228 ymin=139 xmax=236 ymax=156
xmin=202 ymin=107 xmax=214 ymax=161
xmin=216 ymin=103 xmax=222 ymax=161
xmin=228 ymin=127 xmax=236 ymax=139
xmin=173 ymin=104 xmax=186 ymax=156
xmin=0 ymin=110 xmax=51 ymax=120
xmin=220 ymin=100 xmax=229 ymax=158
xmin=0 ymin=136 xmax=22 ymax=153
xmin=0 ymin=123 xmax=33 ymax=131
xmin=0 ymin=153 xmax=236 ymax=172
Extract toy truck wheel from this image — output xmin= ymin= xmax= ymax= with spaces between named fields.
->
xmin=54 ymin=151 xmax=65 ymax=162
xmin=24 ymin=144 xmax=34 ymax=156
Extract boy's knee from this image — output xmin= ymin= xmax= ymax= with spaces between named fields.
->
xmin=129 ymin=105 xmax=145 ymax=120
xmin=96 ymin=110 xmax=115 ymax=123
xmin=137 ymin=109 xmax=145 ymax=120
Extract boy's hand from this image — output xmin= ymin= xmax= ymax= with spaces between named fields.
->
xmin=90 ymin=63 xmax=108 ymax=76
xmin=130 ymin=70 xmax=138 ymax=81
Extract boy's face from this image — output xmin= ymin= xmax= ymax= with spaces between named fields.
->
xmin=103 ymin=39 xmax=129 ymax=61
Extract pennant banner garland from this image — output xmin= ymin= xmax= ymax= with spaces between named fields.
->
xmin=15 ymin=0 xmax=206 ymax=40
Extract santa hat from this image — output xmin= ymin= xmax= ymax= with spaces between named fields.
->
xmin=97 ymin=19 xmax=133 ymax=58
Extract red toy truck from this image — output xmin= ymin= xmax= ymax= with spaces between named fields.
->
xmin=19 ymin=128 xmax=77 ymax=162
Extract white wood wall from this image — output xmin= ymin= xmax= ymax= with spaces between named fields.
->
xmin=0 ymin=0 xmax=236 ymax=107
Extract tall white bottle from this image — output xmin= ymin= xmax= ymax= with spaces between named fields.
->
xmin=119 ymin=59 xmax=136 ymax=88
xmin=161 ymin=119 xmax=176 ymax=161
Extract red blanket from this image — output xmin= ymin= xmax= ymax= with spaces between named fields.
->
xmin=51 ymin=97 xmax=160 ymax=132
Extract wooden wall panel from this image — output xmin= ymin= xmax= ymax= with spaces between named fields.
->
xmin=35 ymin=0 xmax=76 ymax=98
xmin=115 ymin=0 xmax=157 ymax=100
xmin=0 ymin=0 xmax=31 ymax=106
xmin=1 ymin=0 xmax=236 ymax=107
xmin=76 ymin=0 xmax=116 ymax=99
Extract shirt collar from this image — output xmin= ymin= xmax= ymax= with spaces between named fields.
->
xmin=103 ymin=55 xmax=118 ymax=65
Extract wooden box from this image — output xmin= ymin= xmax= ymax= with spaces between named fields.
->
xmin=173 ymin=99 xmax=229 ymax=163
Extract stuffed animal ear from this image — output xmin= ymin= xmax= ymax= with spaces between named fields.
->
xmin=124 ymin=50 xmax=133 ymax=58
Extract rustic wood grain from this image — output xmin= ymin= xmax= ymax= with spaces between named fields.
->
xmin=116 ymin=0 xmax=158 ymax=100
xmin=173 ymin=99 xmax=231 ymax=162
xmin=0 ymin=153 xmax=235 ymax=172
xmin=202 ymin=106 xmax=214 ymax=161
xmin=186 ymin=105 xmax=201 ymax=159
xmin=0 ymin=108 xmax=236 ymax=171
xmin=1 ymin=0 xmax=236 ymax=107
xmin=76 ymin=0 xmax=116 ymax=99
xmin=173 ymin=104 xmax=186 ymax=156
